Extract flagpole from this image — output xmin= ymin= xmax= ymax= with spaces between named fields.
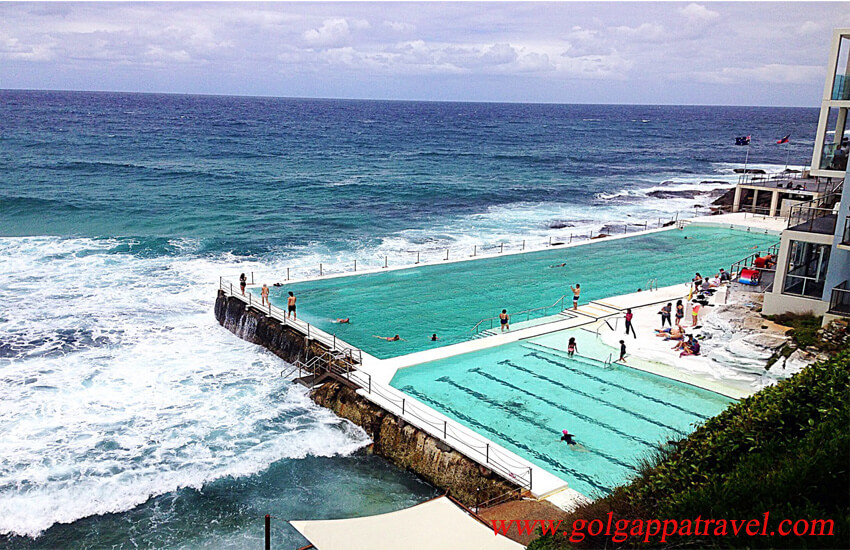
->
xmin=784 ymin=141 xmax=790 ymax=171
xmin=744 ymin=143 xmax=750 ymax=174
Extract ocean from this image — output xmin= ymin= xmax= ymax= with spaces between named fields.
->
xmin=0 ymin=90 xmax=818 ymax=548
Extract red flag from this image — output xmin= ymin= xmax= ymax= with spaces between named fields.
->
xmin=776 ymin=134 xmax=790 ymax=144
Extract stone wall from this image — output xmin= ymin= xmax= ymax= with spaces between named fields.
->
xmin=311 ymin=381 xmax=521 ymax=507
xmin=214 ymin=290 xmax=522 ymax=507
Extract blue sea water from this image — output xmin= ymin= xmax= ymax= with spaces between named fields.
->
xmin=0 ymin=90 xmax=818 ymax=547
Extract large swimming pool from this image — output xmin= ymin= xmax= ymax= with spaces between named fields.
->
xmin=390 ymin=330 xmax=733 ymax=497
xmin=264 ymin=225 xmax=776 ymax=358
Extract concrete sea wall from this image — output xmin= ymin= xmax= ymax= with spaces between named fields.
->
xmin=214 ymin=291 xmax=521 ymax=507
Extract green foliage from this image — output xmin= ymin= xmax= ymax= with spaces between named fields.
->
xmin=763 ymin=313 xmax=824 ymax=350
xmin=531 ymin=347 xmax=850 ymax=549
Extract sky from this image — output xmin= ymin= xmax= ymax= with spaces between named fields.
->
xmin=1 ymin=1 xmax=849 ymax=106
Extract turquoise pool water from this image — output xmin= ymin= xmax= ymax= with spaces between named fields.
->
xmin=265 ymin=225 xmax=776 ymax=358
xmin=390 ymin=330 xmax=733 ymax=496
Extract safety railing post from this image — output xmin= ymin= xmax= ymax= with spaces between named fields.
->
xmin=522 ymin=239 xmax=525 ymax=251
xmin=402 ymin=399 xmax=405 ymax=415
xmin=251 ymin=272 xmax=254 ymax=285
xmin=229 ymin=283 xmax=233 ymax=295
xmin=473 ymin=245 xmax=477 ymax=257
xmin=286 ymin=267 xmax=290 ymax=281
xmin=445 ymin=248 xmax=449 ymax=261
xmin=319 ymin=263 xmax=323 ymax=276
xmin=443 ymin=421 xmax=447 ymax=439
xmin=384 ymin=256 xmax=388 ymax=268
xmin=528 ymin=467 xmax=533 ymax=490
xmin=548 ymin=236 xmax=552 ymax=246
xmin=415 ymin=251 xmax=419 ymax=264
xmin=486 ymin=443 xmax=489 ymax=464
xmin=249 ymin=293 xmax=252 ymax=307
xmin=499 ymin=243 xmax=503 ymax=254
xmin=589 ymin=230 xmax=593 ymax=239
xmin=354 ymin=259 xmax=357 ymax=272
xmin=219 ymin=276 xmax=223 ymax=288
xmin=265 ymin=514 xmax=271 ymax=550
xmin=569 ymin=233 xmax=572 ymax=243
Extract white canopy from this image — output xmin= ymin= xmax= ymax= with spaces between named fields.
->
xmin=290 ymin=496 xmax=525 ymax=550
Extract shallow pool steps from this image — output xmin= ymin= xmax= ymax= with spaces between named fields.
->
xmin=521 ymin=341 xmax=612 ymax=368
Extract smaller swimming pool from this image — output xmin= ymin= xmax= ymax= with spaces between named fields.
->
xmin=390 ymin=329 xmax=733 ymax=497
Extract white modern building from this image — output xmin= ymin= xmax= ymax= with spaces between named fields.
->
xmin=761 ymin=28 xmax=850 ymax=324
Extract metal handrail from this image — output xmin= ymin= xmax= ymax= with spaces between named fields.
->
xmin=280 ymin=349 xmax=535 ymax=490
xmin=736 ymin=170 xmax=809 ymax=187
xmin=219 ymin=279 xmax=363 ymax=364
xmin=471 ymin=294 xmax=570 ymax=334
xmin=304 ymin=355 xmax=534 ymax=490
xmin=241 ymin=213 xmax=712 ymax=287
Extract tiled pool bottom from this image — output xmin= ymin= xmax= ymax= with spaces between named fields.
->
xmin=389 ymin=330 xmax=733 ymax=497
xmin=266 ymin=225 xmax=777 ymax=359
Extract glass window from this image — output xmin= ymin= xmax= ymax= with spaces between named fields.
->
xmin=783 ymin=240 xmax=832 ymax=298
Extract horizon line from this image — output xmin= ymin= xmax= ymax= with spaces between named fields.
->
xmin=0 ymin=87 xmax=820 ymax=110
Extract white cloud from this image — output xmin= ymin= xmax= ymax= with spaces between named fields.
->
xmin=680 ymin=3 xmax=720 ymax=23
xmin=303 ymin=18 xmax=369 ymax=49
xmin=691 ymin=63 xmax=824 ymax=85
xmin=612 ymin=22 xmax=666 ymax=42
xmin=481 ymin=43 xmax=518 ymax=65
xmin=383 ymin=20 xmax=414 ymax=33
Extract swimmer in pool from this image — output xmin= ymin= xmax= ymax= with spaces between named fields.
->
xmin=567 ymin=337 xmax=577 ymax=358
xmin=550 ymin=262 xmax=566 ymax=268
xmin=560 ymin=429 xmax=577 ymax=445
xmin=373 ymin=334 xmax=403 ymax=341
xmin=335 ymin=318 xmax=350 ymax=323
xmin=430 ymin=334 xmax=438 ymax=341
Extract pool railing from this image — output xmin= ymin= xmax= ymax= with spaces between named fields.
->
xmin=471 ymin=294 xmax=573 ymax=333
xmin=218 ymin=278 xmax=364 ymax=365
xmin=288 ymin=349 xmax=537 ymax=492
xmin=231 ymin=213 xmax=701 ymax=292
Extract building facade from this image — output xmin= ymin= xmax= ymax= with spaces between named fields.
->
xmin=762 ymin=28 xmax=850 ymax=324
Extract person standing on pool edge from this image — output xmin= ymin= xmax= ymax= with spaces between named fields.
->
xmin=624 ymin=308 xmax=637 ymax=338
xmin=499 ymin=309 xmax=510 ymax=332
xmin=570 ymin=283 xmax=581 ymax=310
xmin=239 ymin=273 xmax=247 ymax=296
xmin=287 ymin=291 xmax=296 ymax=320
xmin=261 ymin=283 xmax=269 ymax=306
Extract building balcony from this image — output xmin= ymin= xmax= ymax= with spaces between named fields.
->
xmin=828 ymin=280 xmax=850 ymax=317
xmin=787 ymin=192 xmax=842 ymax=235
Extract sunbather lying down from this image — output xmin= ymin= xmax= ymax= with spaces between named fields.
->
xmin=655 ymin=326 xmax=685 ymax=341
